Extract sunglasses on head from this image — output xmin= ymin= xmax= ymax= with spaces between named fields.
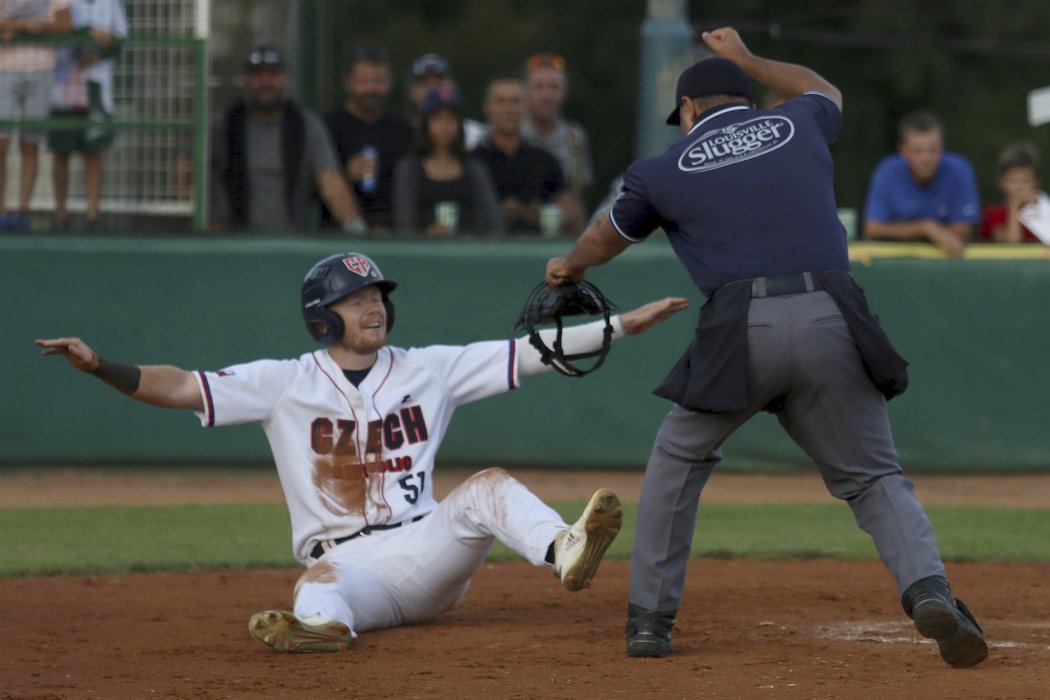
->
xmin=527 ymin=53 xmax=565 ymax=71
xmin=247 ymin=48 xmax=284 ymax=69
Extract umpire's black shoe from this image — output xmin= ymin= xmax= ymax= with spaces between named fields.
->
xmin=901 ymin=575 xmax=988 ymax=668
xmin=625 ymin=603 xmax=675 ymax=657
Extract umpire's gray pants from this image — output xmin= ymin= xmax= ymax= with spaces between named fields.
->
xmin=629 ymin=290 xmax=945 ymax=614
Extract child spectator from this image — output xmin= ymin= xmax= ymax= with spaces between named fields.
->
xmin=979 ymin=142 xmax=1050 ymax=244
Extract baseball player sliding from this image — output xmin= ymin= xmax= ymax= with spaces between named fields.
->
xmin=36 ymin=252 xmax=688 ymax=652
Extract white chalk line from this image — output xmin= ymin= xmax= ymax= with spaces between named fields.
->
xmin=808 ymin=620 xmax=1050 ymax=652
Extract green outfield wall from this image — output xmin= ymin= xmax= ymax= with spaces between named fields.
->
xmin=4 ymin=235 xmax=1049 ymax=473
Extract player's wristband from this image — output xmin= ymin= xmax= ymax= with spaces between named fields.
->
xmin=90 ymin=356 xmax=142 ymax=394
xmin=342 ymin=218 xmax=368 ymax=236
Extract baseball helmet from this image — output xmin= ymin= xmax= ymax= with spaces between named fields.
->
xmin=301 ymin=252 xmax=398 ymax=345
xmin=514 ymin=281 xmax=619 ymax=377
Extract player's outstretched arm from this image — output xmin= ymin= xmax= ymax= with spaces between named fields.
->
xmin=619 ymin=297 xmax=690 ymax=335
xmin=517 ymin=297 xmax=689 ymax=378
xmin=35 ymin=337 xmax=205 ymax=411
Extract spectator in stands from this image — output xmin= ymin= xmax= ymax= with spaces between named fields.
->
xmin=862 ymin=109 xmax=979 ymax=258
xmin=407 ymin=52 xmax=486 ymax=149
xmin=472 ymin=75 xmax=580 ymax=236
xmin=979 ymin=142 xmax=1050 ymax=244
xmin=48 ymin=0 xmax=128 ymax=232
xmin=0 ymin=0 xmax=72 ymax=231
xmin=392 ymin=85 xmax=502 ymax=236
xmin=324 ymin=45 xmax=413 ymax=232
xmin=521 ymin=53 xmax=594 ymax=213
xmin=209 ymin=45 xmax=364 ymax=234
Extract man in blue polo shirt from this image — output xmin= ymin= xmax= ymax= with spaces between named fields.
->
xmin=544 ymin=27 xmax=987 ymax=669
xmin=862 ymin=110 xmax=980 ymax=258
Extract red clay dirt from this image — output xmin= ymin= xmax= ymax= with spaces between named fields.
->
xmin=1 ymin=468 xmax=1048 ymax=699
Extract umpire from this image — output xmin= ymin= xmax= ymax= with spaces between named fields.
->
xmin=545 ymin=27 xmax=987 ymax=668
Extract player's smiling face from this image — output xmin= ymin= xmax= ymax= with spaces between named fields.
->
xmin=329 ymin=285 xmax=387 ymax=356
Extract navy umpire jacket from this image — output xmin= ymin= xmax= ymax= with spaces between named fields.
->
xmin=608 ymin=94 xmax=907 ymax=412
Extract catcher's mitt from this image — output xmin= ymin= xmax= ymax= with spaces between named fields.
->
xmin=514 ymin=281 xmax=619 ymax=377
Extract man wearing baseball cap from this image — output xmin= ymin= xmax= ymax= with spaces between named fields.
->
xmin=406 ymin=52 xmax=486 ymax=149
xmin=663 ymin=54 xmax=754 ymax=125
xmin=545 ymin=27 xmax=987 ymax=668
xmin=210 ymin=45 xmax=366 ymax=234
xmin=407 ymin=52 xmax=450 ymax=117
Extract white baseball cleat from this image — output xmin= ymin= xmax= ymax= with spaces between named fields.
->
xmin=248 ymin=610 xmax=352 ymax=653
xmin=553 ymin=488 xmax=623 ymax=592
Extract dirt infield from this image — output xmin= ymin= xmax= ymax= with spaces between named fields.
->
xmin=1 ymin=468 xmax=1048 ymax=698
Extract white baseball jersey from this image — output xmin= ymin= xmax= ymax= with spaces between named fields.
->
xmin=193 ymin=340 xmax=518 ymax=564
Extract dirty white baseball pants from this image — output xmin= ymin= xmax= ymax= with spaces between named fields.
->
xmin=293 ymin=468 xmax=566 ymax=633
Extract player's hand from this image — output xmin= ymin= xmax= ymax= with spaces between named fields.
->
xmin=619 ymin=297 xmax=690 ymax=336
xmin=35 ymin=337 xmax=101 ymax=372
xmin=546 ymin=256 xmax=584 ymax=287
xmin=701 ymin=27 xmax=752 ymax=65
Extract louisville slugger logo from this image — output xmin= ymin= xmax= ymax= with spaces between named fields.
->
xmin=678 ymin=116 xmax=795 ymax=173
xmin=342 ymin=256 xmax=373 ymax=278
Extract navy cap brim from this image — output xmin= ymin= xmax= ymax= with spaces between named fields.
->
xmin=666 ymin=105 xmax=681 ymax=126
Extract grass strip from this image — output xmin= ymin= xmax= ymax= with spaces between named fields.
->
xmin=1 ymin=502 xmax=1046 ymax=578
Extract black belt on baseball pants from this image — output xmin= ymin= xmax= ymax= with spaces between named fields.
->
xmin=309 ymin=513 xmax=428 ymax=560
xmin=749 ymin=272 xmax=821 ymax=298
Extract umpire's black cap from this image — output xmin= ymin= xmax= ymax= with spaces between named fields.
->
xmin=666 ymin=57 xmax=753 ymax=125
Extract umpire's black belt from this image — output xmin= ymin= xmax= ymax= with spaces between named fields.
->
xmin=309 ymin=514 xmax=427 ymax=560
xmin=749 ymin=272 xmax=821 ymax=298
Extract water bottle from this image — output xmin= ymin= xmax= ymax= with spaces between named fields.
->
xmin=360 ymin=145 xmax=378 ymax=193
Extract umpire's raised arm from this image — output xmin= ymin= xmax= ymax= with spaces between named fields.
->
xmin=701 ymin=27 xmax=841 ymax=110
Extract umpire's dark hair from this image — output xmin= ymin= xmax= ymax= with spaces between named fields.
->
xmin=897 ymin=109 xmax=943 ymax=142
xmin=997 ymin=142 xmax=1042 ymax=178
xmin=345 ymin=44 xmax=390 ymax=73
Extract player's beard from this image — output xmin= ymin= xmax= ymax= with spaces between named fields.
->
xmin=341 ymin=322 xmax=387 ymax=356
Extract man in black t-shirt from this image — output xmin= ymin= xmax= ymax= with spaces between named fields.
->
xmin=471 ymin=76 xmax=583 ymax=236
xmin=324 ymin=45 xmax=414 ymax=231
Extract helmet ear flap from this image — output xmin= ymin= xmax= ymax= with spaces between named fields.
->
xmin=308 ymin=309 xmax=346 ymax=345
